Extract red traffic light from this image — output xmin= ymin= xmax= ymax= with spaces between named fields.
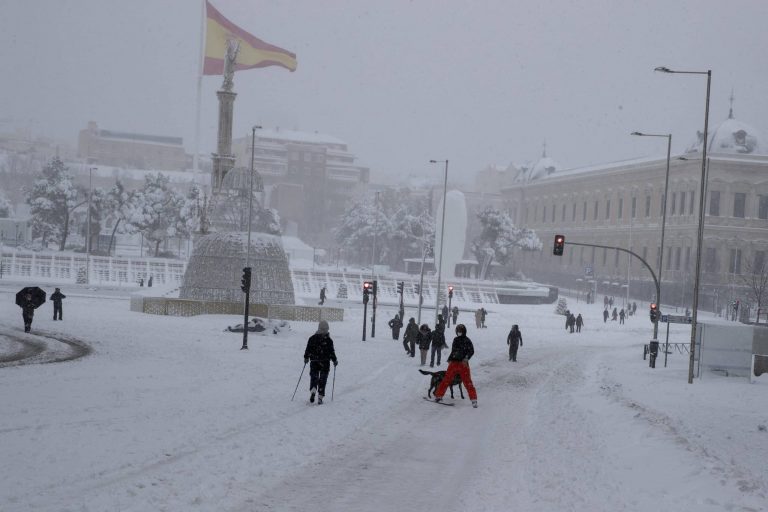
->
xmin=447 ymin=285 xmax=454 ymax=292
xmin=650 ymin=303 xmax=657 ymax=310
xmin=363 ymin=281 xmax=372 ymax=291
xmin=553 ymin=234 xmax=565 ymax=256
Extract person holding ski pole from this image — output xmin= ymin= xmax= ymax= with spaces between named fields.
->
xmin=303 ymin=320 xmax=338 ymax=404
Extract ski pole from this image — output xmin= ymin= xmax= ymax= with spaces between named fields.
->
xmin=291 ymin=362 xmax=307 ymax=401
xmin=331 ymin=364 xmax=336 ymax=401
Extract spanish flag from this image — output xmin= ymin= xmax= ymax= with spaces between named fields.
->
xmin=203 ymin=1 xmax=297 ymax=75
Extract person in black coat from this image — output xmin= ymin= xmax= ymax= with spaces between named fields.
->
xmin=388 ymin=314 xmax=403 ymax=340
xmin=507 ymin=324 xmax=523 ymax=361
xmin=575 ymin=314 xmax=584 ymax=333
xmin=303 ymin=320 xmax=338 ymax=404
xmin=433 ymin=324 xmax=478 ymax=407
xmin=451 ymin=306 xmax=459 ymax=325
xmin=403 ymin=317 xmax=419 ymax=356
xmin=417 ymin=324 xmax=432 ymax=366
xmin=430 ymin=315 xmax=447 ymax=367
xmin=20 ymin=293 xmax=36 ymax=333
xmin=51 ymin=288 xmax=66 ymax=320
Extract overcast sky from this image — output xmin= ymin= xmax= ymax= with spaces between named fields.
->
xmin=2 ymin=0 xmax=767 ymax=184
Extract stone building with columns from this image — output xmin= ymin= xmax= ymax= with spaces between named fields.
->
xmin=497 ymin=108 xmax=768 ymax=313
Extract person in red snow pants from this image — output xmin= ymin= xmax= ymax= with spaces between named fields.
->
xmin=434 ymin=324 xmax=478 ymax=406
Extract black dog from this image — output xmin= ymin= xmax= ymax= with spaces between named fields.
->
xmin=419 ymin=369 xmax=465 ymax=399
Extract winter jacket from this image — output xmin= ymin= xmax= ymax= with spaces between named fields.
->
xmin=303 ymin=332 xmax=338 ymax=366
xmin=417 ymin=328 xmax=432 ymax=350
xmin=388 ymin=317 xmax=403 ymax=335
xmin=507 ymin=328 xmax=523 ymax=347
xmin=433 ymin=321 xmax=446 ymax=348
xmin=575 ymin=315 xmax=584 ymax=327
xmin=404 ymin=321 xmax=419 ymax=342
xmin=51 ymin=291 xmax=66 ymax=304
xmin=447 ymin=334 xmax=474 ymax=362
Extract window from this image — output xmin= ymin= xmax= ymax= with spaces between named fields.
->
xmin=689 ymin=191 xmax=695 ymax=215
xmin=645 ymin=195 xmax=651 ymax=217
xmin=754 ymin=251 xmax=766 ymax=274
xmin=709 ymin=191 xmax=720 ymax=216
xmin=631 ymin=197 xmax=637 ymax=218
xmin=524 ymin=207 xmax=529 ymax=223
xmin=572 ymin=203 xmax=576 ymax=221
xmin=594 ymin=201 xmax=599 ymax=220
xmin=591 ymin=247 xmax=596 ymax=264
xmin=666 ymin=247 xmax=673 ymax=270
xmin=704 ymin=247 xmax=718 ymax=273
xmin=733 ymin=192 xmax=746 ymax=218
xmin=602 ymin=247 xmax=607 ymax=265
xmin=760 ymin=195 xmax=768 ymax=220
xmin=614 ymin=249 xmax=620 ymax=267
xmin=685 ymin=247 xmax=691 ymax=270
xmin=583 ymin=201 xmax=587 ymax=221
xmin=660 ymin=191 xmax=665 ymax=217
xmin=674 ymin=247 xmax=681 ymax=270
xmin=605 ymin=199 xmax=611 ymax=220
xmin=642 ymin=246 xmax=648 ymax=262
xmin=729 ymin=248 xmax=742 ymax=275
xmin=561 ymin=204 xmax=566 ymax=222
xmin=670 ymin=192 xmax=676 ymax=216
xmin=679 ymin=192 xmax=686 ymax=216
xmin=552 ymin=204 xmax=556 ymax=222
xmin=618 ymin=198 xmax=623 ymax=219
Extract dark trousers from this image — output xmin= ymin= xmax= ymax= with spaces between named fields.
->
xmin=53 ymin=304 xmax=63 ymax=320
xmin=309 ymin=361 xmax=331 ymax=397
xmin=22 ymin=311 xmax=33 ymax=332
xmin=391 ymin=329 xmax=400 ymax=341
xmin=509 ymin=343 xmax=519 ymax=361
xmin=430 ymin=345 xmax=442 ymax=366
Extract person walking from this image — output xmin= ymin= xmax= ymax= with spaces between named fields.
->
xmin=20 ymin=292 xmax=36 ymax=333
xmin=430 ymin=315 xmax=447 ymax=367
xmin=417 ymin=324 xmax=432 ymax=366
xmin=51 ymin=287 xmax=66 ymax=321
xmin=564 ymin=309 xmax=571 ymax=331
xmin=441 ymin=304 xmax=449 ymax=323
xmin=388 ymin=314 xmax=403 ymax=341
xmin=575 ymin=313 xmax=584 ymax=333
xmin=507 ymin=324 xmax=523 ymax=362
xmin=451 ymin=305 xmax=459 ymax=325
xmin=611 ymin=307 xmax=618 ymax=321
xmin=302 ymin=320 xmax=338 ymax=405
xmin=474 ymin=308 xmax=482 ymax=329
xmin=480 ymin=307 xmax=487 ymax=328
xmin=319 ymin=286 xmax=326 ymax=306
xmin=568 ymin=313 xmax=576 ymax=333
xmin=403 ymin=317 xmax=419 ymax=356
xmin=603 ymin=309 xmax=609 ymax=323
xmin=434 ymin=324 xmax=478 ymax=408
xmin=619 ymin=308 xmax=626 ymax=324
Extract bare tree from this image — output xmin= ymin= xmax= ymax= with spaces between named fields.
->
xmin=739 ymin=254 xmax=768 ymax=318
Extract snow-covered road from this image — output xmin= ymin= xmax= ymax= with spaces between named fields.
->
xmin=0 ymin=287 xmax=765 ymax=511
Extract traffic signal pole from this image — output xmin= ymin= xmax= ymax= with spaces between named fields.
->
xmin=371 ymin=280 xmax=378 ymax=338
xmin=241 ymin=267 xmax=252 ymax=350
xmin=563 ymin=241 xmax=661 ymax=339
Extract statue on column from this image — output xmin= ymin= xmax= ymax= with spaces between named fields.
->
xmin=222 ymin=39 xmax=240 ymax=92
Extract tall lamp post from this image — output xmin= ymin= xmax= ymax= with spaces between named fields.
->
xmin=631 ymin=131 xmax=672 ymax=340
xmin=655 ymin=66 xmax=711 ymax=384
xmin=86 ymin=166 xmax=96 ymax=284
xmin=242 ymin=125 xmax=262 ymax=351
xmin=429 ymin=159 xmax=449 ymax=326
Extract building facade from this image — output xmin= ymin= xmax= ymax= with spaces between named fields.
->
xmin=230 ymin=127 xmax=369 ymax=245
xmin=498 ymin=110 xmax=768 ymax=313
xmin=78 ymin=121 xmax=190 ymax=171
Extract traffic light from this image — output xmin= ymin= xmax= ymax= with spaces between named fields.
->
xmin=241 ymin=267 xmax=252 ymax=293
xmin=553 ymin=234 xmax=565 ymax=256
xmin=414 ymin=283 xmax=420 ymax=295
xmin=372 ymin=280 xmax=378 ymax=297
xmin=363 ymin=281 xmax=372 ymax=304
xmin=650 ymin=303 xmax=659 ymax=323
xmin=448 ymin=285 xmax=454 ymax=299
xmin=397 ymin=281 xmax=404 ymax=294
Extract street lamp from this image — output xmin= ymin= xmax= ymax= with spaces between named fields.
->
xmin=242 ymin=125 xmax=262 ymax=351
xmin=631 ymin=131 xmax=672 ymax=340
xmin=86 ymin=166 xmax=96 ymax=284
xmin=655 ymin=65 xmax=711 ymax=384
xmin=429 ymin=159 xmax=449 ymax=327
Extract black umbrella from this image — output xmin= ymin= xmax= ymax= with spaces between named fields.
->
xmin=16 ymin=287 xmax=47 ymax=309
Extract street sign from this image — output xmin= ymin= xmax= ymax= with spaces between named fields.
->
xmin=584 ymin=265 xmax=593 ymax=277
xmin=660 ymin=314 xmax=692 ymax=324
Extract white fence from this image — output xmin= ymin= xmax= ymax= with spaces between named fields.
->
xmin=0 ymin=250 xmax=187 ymax=286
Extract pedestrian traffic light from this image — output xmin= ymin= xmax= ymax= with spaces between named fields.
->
xmin=363 ymin=281 xmax=372 ymax=304
xmin=241 ymin=267 xmax=252 ymax=293
xmin=397 ymin=281 xmax=404 ymax=294
xmin=448 ymin=285 xmax=454 ymax=299
xmin=650 ymin=303 xmax=658 ymax=323
xmin=553 ymin=234 xmax=565 ymax=256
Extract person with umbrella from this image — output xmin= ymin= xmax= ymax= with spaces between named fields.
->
xmin=16 ymin=287 xmax=46 ymax=333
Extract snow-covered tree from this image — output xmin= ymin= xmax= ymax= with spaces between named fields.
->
xmin=555 ymin=297 xmax=568 ymax=315
xmin=25 ymin=157 xmax=83 ymax=250
xmin=471 ymin=207 xmax=541 ymax=279
xmin=103 ymin=180 xmax=137 ymax=255
xmin=0 ymin=190 xmax=12 ymax=217
xmin=125 ymin=173 xmax=186 ymax=257
xmin=334 ymin=188 xmax=434 ymax=267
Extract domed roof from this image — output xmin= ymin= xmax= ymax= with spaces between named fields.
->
xmin=685 ymin=101 xmax=764 ymax=155
xmin=512 ymin=142 xmax=563 ymax=183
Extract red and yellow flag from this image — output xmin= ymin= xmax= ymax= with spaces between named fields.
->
xmin=203 ymin=1 xmax=297 ymax=75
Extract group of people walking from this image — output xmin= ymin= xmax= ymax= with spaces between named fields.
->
xmin=393 ymin=314 xmax=449 ymax=367
xmin=564 ymin=310 xmax=584 ymax=333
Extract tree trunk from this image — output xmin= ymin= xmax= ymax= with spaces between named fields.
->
xmin=155 ymin=239 xmax=161 ymax=257
xmin=59 ymin=209 xmax=70 ymax=251
xmin=107 ymin=218 xmax=121 ymax=256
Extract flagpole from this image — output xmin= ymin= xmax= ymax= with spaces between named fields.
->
xmin=193 ymin=0 xmax=206 ymax=174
